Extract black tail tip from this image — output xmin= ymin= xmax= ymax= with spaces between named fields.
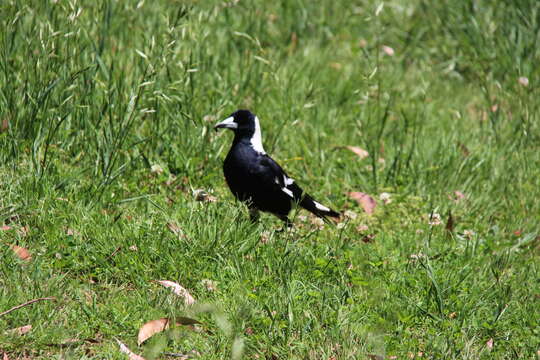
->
xmin=326 ymin=210 xmax=340 ymax=218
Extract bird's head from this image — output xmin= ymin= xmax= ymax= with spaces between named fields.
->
xmin=214 ymin=109 xmax=266 ymax=153
xmin=214 ymin=109 xmax=256 ymax=135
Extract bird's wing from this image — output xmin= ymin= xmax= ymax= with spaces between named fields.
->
xmin=257 ymin=155 xmax=340 ymax=219
xmin=256 ymin=155 xmax=304 ymax=201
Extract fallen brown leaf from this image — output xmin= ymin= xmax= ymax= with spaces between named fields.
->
xmin=138 ymin=317 xmax=201 ymax=345
xmin=382 ymin=45 xmax=395 ymax=56
xmin=66 ymin=228 xmax=80 ymax=236
xmin=345 ymin=146 xmax=369 ymax=160
xmin=347 ymin=192 xmax=376 ymax=215
xmin=453 ymin=191 xmax=466 ymax=202
xmin=116 ymin=339 xmax=145 ymax=360
xmin=1 ymin=117 xmax=8 ymax=133
xmin=156 ymin=280 xmax=195 ymax=305
xmin=167 ymin=222 xmax=184 ymax=237
xmin=356 ymin=224 xmax=369 ymax=232
xmin=10 ymin=245 xmax=32 ymax=261
xmin=5 ymin=325 xmax=32 ymax=335
xmin=138 ymin=318 xmax=170 ymax=345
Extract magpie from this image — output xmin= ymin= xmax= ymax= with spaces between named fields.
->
xmin=214 ymin=109 xmax=339 ymax=225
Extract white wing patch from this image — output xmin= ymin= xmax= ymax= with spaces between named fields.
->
xmin=284 ymin=176 xmax=294 ymax=185
xmin=281 ymin=187 xmax=294 ymax=198
xmin=314 ymin=201 xmax=330 ymax=212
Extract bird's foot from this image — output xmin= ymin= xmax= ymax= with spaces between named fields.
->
xmin=249 ymin=208 xmax=260 ymax=223
xmin=275 ymin=217 xmax=293 ymax=232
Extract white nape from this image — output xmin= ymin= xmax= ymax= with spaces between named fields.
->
xmin=249 ymin=116 xmax=266 ymax=154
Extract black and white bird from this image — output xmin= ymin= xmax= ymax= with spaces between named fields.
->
xmin=214 ymin=109 xmax=339 ymax=226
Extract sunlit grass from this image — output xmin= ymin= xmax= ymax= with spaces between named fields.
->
xmin=1 ymin=0 xmax=539 ymax=359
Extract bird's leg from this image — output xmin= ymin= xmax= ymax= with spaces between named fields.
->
xmin=249 ymin=208 xmax=260 ymax=223
xmin=276 ymin=215 xmax=293 ymax=232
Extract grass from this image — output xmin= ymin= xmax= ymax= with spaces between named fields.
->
xmin=1 ymin=0 xmax=539 ymax=358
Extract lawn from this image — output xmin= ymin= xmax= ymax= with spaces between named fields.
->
xmin=1 ymin=0 xmax=539 ymax=359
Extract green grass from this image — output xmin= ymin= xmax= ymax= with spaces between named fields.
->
xmin=1 ymin=0 xmax=539 ymax=358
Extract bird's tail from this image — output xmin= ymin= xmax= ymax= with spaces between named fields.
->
xmin=299 ymin=194 xmax=340 ymax=220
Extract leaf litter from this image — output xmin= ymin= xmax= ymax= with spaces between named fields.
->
xmin=156 ymin=280 xmax=196 ymax=305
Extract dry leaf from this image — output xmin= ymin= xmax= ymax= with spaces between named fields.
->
xmin=5 ymin=325 xmax=32 ymax=335
xmin=66 ymin=228 xmax=80 ymax=236
xmin=11 ymin=245 xmax=32 ymax=261
xmin=138 ymin=317 xmax=201 ymax=345
xmin=356 ymin=224 xmax=369 ymax=232
xmin=166 ymin=222 xmax=183 ymax=237
xmin=518 ymin=77 xmax=529 ymax=87
xmin=1 ymin=117 xmax=8 ymax=133
xmin=453 ymin=191 xmax=466 ymax=201
xmin=347 ymin=192 xmax=376 ymax=215
xmin=382 ymin=45 xmax=395 ymax=56
xmin=138 ymin=318 xmax=170 ymax=345
xmin=116 ymin=339 xmax=146 ymax=360
xmin=345 ymin=146 xmax=369 ymax=160
xmin=156 ymin=280 xmax=195 ymax=305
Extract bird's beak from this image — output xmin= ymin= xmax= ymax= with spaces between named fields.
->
xmin=214 ymin=117 xmax=238 ymax=131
